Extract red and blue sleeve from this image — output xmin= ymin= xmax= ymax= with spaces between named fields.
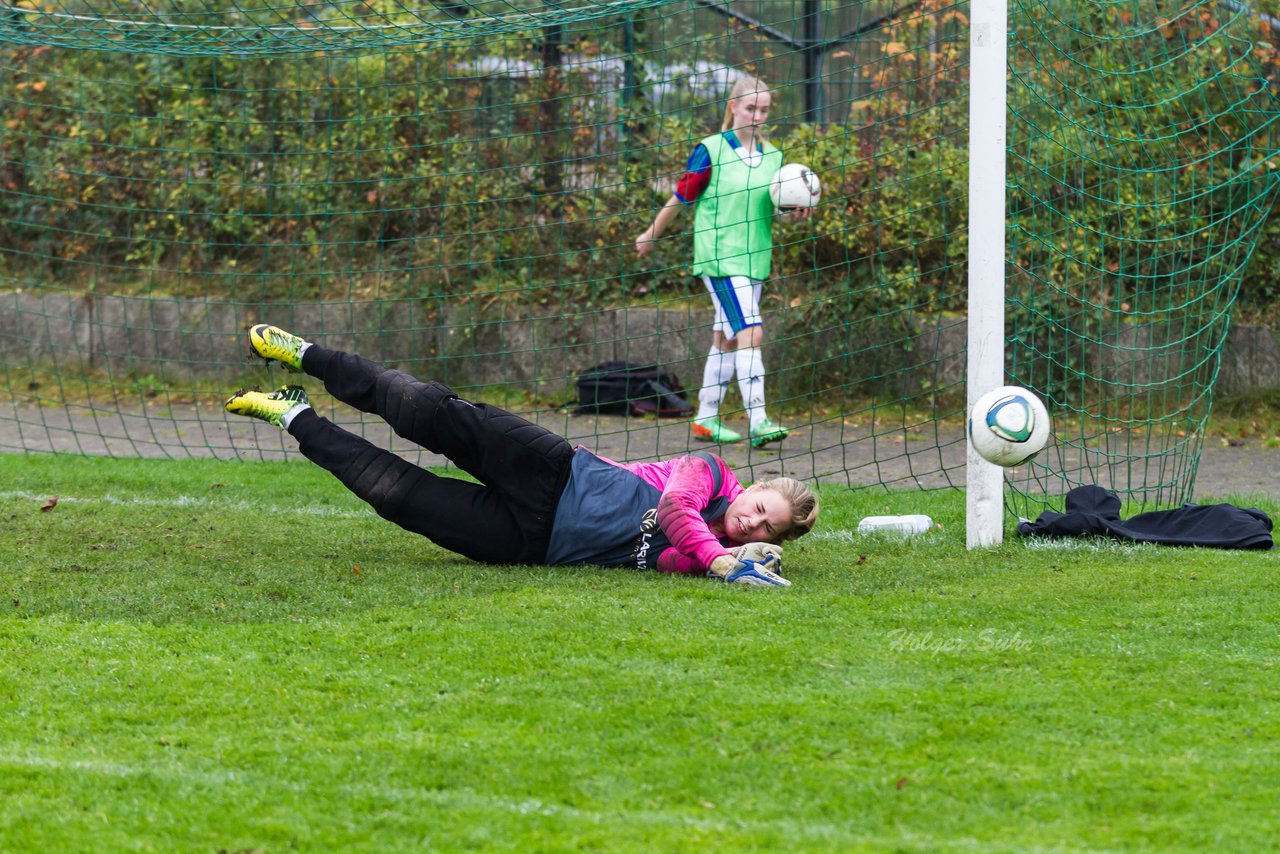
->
xmin=674 ymin=143 xmax=712 ymax=205
xmin=653 ymin=455 xmax=736 ymax=574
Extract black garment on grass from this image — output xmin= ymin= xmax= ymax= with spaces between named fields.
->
xmin=1017 ymin=485 xmax=1273 ymax=550
xmin=574 ymin=361 xmax=694 ymax=418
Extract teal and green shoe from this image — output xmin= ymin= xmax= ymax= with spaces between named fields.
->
xmin=248 ymin=323 xmax=307 ymax=372
xmin=224 ymin=385 xmax=310 ymax=429
xmin=692 ymin=416 xmax=743 ymax=444
xmin=749 ymin=418 xmax=789 ymax=448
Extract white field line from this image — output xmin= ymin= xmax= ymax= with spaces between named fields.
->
xmin=811 ymin=526 xmax=1150 ymax=553
xmin=0 ymin=753 xmax=772 ymax=834
xmin=11 ymin=488 xmax=868 ymax=539
xmin=0 ymin=753 xmax=1021 ymax=851
xmin=1020 ymin=537 xmax=1154 ymax=553
xmin=0 ymin=490 xmax=374 ymax=519
xmin=0 ymin=489 xmax=1152 ymax=554
xmin=809 ymin=529 xmax=941 ymax=543
xmin=809 ymin=529 xmax=859 ymax=543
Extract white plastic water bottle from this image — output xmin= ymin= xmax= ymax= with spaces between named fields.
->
xmin=856 ymin=514 xmax=934 ymax=536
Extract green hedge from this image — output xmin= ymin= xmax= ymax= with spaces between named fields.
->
xmin=1 ymin=6 xmax=1276 ymax=323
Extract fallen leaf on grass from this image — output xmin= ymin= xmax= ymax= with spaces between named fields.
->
xmin=40 ymin=497 xmax=58 ymax=512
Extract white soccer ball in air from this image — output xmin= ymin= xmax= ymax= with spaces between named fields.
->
xmin=770 ymin=163 xmax=821 ymax=211
xmin=968 ymin=385 xmax=1051 ymax=467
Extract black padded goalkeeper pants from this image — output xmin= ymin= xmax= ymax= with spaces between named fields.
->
xmin=287 ymin=346 xmax=574 ymax=564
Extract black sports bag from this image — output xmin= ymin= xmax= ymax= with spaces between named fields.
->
xmin=574 ymin=361 xmax=695 ymax=418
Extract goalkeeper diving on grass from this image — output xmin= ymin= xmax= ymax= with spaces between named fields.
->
xmin=224 ymin=325 xmax=819 ymax=586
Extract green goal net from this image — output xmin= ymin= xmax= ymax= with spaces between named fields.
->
xmin=1 ymin=0 xmax=1276 ymax=514
xmin=1006 ymin=0 xmax=1280 ymax=512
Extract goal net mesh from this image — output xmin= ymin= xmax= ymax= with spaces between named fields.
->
xmin=1 ymin=0 xmax=1275 ymax=514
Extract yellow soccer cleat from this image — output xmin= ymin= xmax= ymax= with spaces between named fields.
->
xmin=248 ymin=323 xmax=307 ymax=372
xmin=224 ymin=385 xmax=310 ymax=429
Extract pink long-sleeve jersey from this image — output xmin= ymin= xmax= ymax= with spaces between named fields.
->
xmin=609 ymin=453 xmax=743 ymax=573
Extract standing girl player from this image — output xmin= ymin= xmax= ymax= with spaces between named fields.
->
xmin=635 ymin=74 xmax=811 ymax=448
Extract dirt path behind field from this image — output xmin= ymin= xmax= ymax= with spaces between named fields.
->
xmin=5 ymin=399 xmax=1279 ymax=504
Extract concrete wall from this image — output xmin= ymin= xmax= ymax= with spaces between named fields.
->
xmin=1 ymin=291 xmax=1275 ymax=396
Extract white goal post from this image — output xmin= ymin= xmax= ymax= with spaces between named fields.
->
xmin=965 ymin=0 xmax=1008 ymax=548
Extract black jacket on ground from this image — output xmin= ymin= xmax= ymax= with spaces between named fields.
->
xmin=1017 ymin=485 xmax=1273 ymax=550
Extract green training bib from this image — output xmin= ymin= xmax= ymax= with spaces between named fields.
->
xmin=691 ymin=132 xmax=782 ymax=280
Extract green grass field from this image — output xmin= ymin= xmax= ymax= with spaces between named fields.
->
xmin=1 ymin=452 xmax=1277 ymax=852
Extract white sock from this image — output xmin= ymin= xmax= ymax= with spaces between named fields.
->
xmin=298 ymin=341 xmax=312 ymax=359
xmin=696 ymin=345 xmax=736 ymax=421
xmin=280 ymin=402 xmax=311 ymax=429
xmin=736 ymin=347 xmax=768 ymax=429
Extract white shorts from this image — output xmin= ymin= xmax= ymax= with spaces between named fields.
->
xmin=701 ymin=275 xmax=763 ymax=339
